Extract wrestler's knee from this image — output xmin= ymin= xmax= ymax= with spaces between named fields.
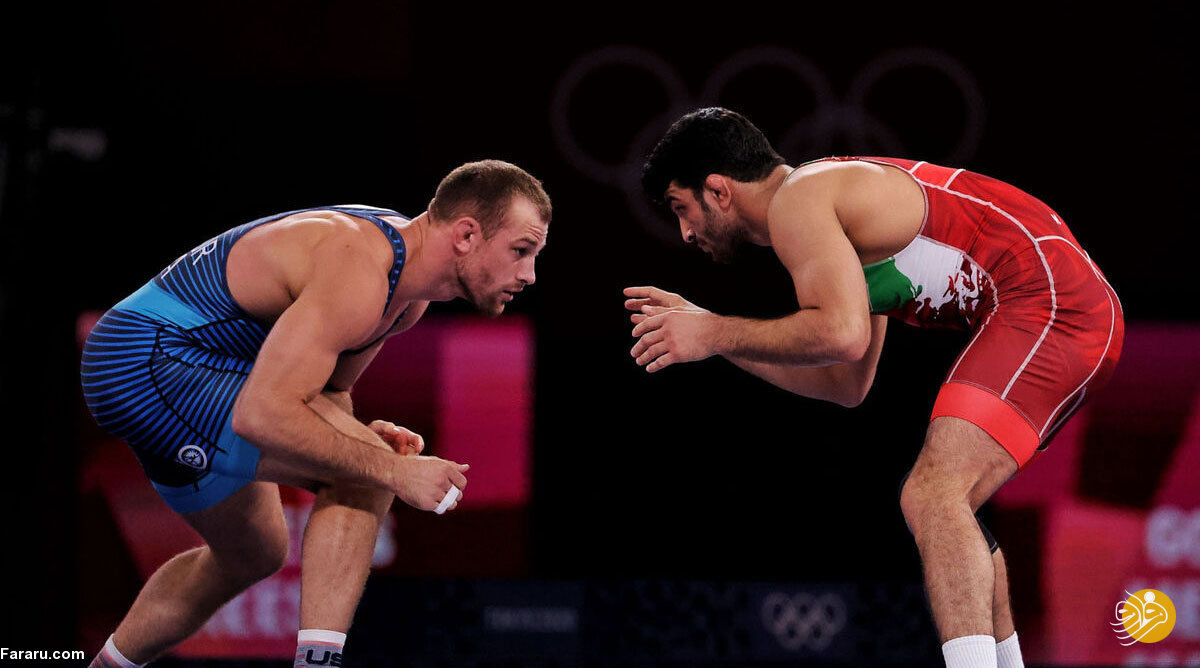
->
xmin=898 ymin=464 xmax=970 ymax=542
xmin=185 ymin=483 xmax=290 ymax=587
xmin=208 ymin=526 xmax=289 ymax=587
xmin=898 ymin=470 xmax=1001 ymax=554
xmin=899 ymin=471 xmax=938 ymax=539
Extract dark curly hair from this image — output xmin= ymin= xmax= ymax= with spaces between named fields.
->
xmin=641 ymin=107 xmax=785 ymax=205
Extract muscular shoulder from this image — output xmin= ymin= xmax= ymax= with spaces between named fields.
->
xmin=770 ymin=160 xmax=917 ymax=231
xmin=316 ymin=213 xmax=390 ymax=259
xmin=228 ymin=210 xmax=390 ymax=323
xmin=767 ymin=162 xmax=847 ymax=234
xmin=280 ymin=211 xmax=386 ymax=252
xmin=776 ymin=159 xmax=893 ymax=201
xmin=273 ymin=211 xmax=391 ymax=288
xmin=260 ymin=212 xmax=390 ymax=329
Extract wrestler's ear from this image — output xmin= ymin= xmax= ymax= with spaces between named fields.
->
xmin=451 ymin=216 xmax=483 ymax=254
xmin=703 ymin=174 xmax=733 ymax=211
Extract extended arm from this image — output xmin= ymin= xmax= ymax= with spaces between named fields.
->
xmin=627 ymin=286 xmax=886 ymax=406
xmin=628 ymin=176 xmax=873 ymax=371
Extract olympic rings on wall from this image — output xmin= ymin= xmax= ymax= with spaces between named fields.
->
xmin=551 ymin=45 xmax=984 ymax=246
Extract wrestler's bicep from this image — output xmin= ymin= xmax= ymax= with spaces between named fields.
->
xmin=238 ymin=235 xmax=388 ymax=410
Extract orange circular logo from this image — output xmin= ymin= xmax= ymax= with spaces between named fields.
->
xmin=1113 ymin=589 xmax=1176 ymax=645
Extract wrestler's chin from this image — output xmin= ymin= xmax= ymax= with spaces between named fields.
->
xmin=480 ymin=296 xmax=507 ymax=318
xmin=709 ymin=249 xmax=735 ymax=265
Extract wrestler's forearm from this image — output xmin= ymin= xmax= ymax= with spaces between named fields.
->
xmin=724 ymin=357 xmax=854 ymax=405
xmin=233 ymin=394 xmax=398 ymax=491
xmin=712 ymin=309 xmax=869 ymax=365
xmin=723 ymin=315 xmax=886 ymax=406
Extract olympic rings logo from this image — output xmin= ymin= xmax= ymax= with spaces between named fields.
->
xmin=760 ymin=592 xmax=848 ymax=652
xmin=551 ymin=45 xmax=985 ymax=246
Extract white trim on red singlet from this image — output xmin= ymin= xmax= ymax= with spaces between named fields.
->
xmin=1035 ymin=234 xmax=1121 ymax=310
xmin=905 ymin=179 xmax=1058 ymax=400
xmin=849 ymin=158 xmax=999 ymax=380
xmin=944 ymin=168 xmax=965 ymax=188
xmin=1043 ymin=388 xmax=1087 ymax=441
xmin=1034 ymin=234 xmax=1079 ymax=251
xmin=840 ymin=158 xmax=1114 ymax=434
xmin=1034 ymin=236 xmax=1117 ymax=436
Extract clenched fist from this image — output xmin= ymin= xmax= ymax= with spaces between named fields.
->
xmin=391 ymin=455 xmax=469 ymax=513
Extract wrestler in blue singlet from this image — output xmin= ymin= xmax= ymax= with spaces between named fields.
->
xmin=81 ymin=206 xmax=409 ymax=513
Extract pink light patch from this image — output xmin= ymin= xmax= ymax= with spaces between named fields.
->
xmin=351 ymin=315 xmax=534 ymax=508
xmin=436 ymin=319 xmax=533 ymax=508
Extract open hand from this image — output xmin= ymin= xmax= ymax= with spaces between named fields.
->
xmin=630 ymin=307 xmax=720 ymax=373
xmin=623 ymin=285 xmax=708 ymax=325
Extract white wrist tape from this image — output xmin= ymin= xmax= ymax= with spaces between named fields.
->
xmin=434 ymin=486 xmax=460 ymax=514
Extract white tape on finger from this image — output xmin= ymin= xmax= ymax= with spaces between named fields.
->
xmin=434 ymin=486 xmax=461 ymax=515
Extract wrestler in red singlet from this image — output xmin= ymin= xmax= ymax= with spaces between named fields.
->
xmin=820 ymin=156 xmax=1124 ymax=467
xmin=632 ymin=107 xmax=1116 ymax=666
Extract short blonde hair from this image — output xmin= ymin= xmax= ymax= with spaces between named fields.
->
xmin=429 ymin=160 xmax=551 ymax=237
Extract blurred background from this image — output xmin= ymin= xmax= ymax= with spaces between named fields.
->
xmin=2 ymin=2 xmax=1197 ymax=666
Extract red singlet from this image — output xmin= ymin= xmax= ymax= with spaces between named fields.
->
xmin=822 ymin=157 xmax=1124 ymax=467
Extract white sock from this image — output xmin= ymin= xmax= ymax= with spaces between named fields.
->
xmin=996 ymin=632 xmax=1025 ymax=668
xmin=89 ymin=635 xmax=144 ymax=668
xmin=295 ymin=629 xmax=347 ymax=667
xmin=942 ymin=634 xmax=997 ymax=668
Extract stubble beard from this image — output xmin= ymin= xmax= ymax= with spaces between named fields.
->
xmin=701 ymin=206 xmax=746 ymax=265
xmin=456 ymin=257 xmax=505 ymax=317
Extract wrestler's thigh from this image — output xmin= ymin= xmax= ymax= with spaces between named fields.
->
xmin=907 ymin=416 xmax=1018 ymax=512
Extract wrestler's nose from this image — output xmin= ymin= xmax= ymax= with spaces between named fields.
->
xmin=518 ymin=263 xmax=535 ymax=286
xmin=680 ymin=219 xmax=696 ymax=244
